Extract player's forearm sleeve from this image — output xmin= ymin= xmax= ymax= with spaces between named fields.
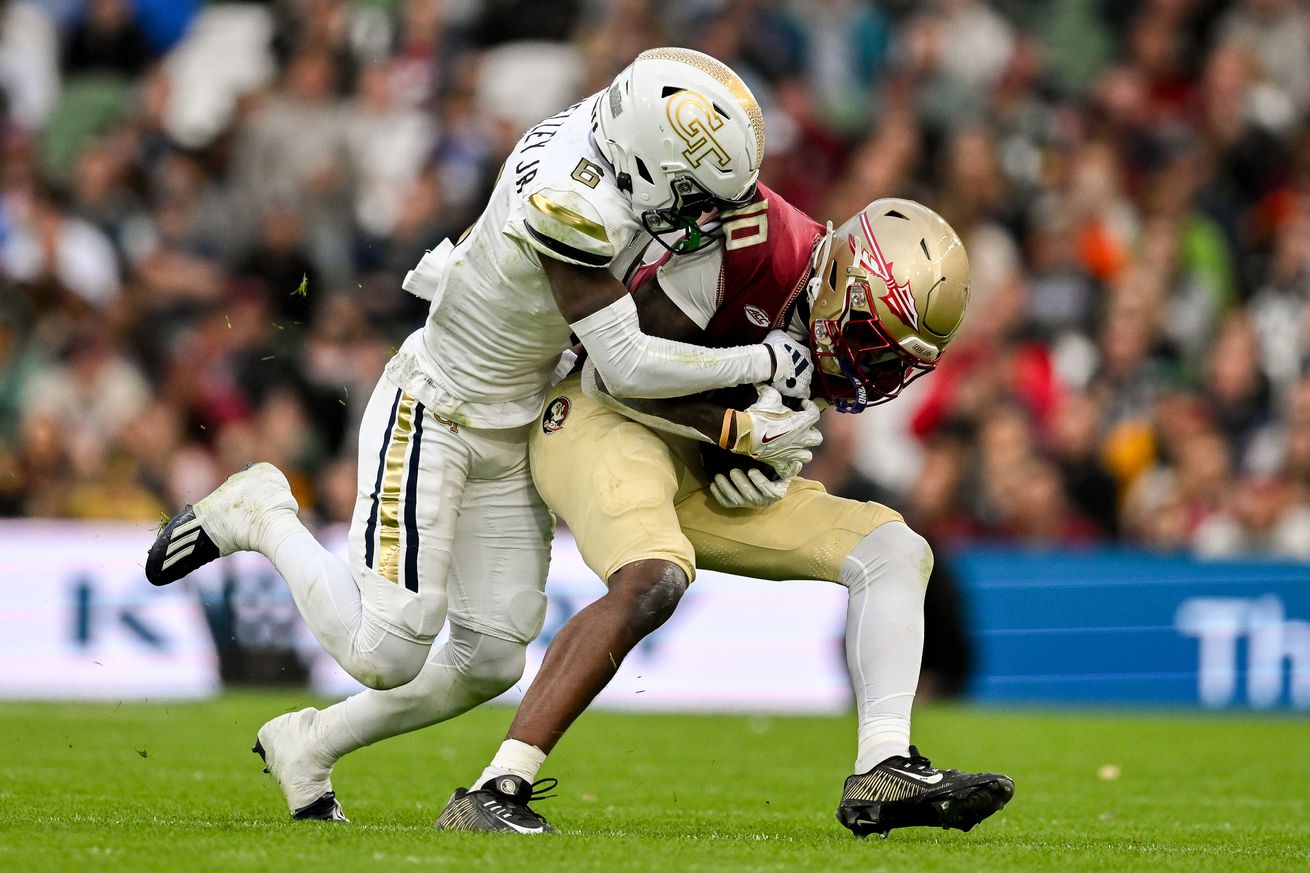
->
xmin=568 ymin=294 xmax=772 ymax=398
xmin=580 ymin=360 xmax=716 ymax=444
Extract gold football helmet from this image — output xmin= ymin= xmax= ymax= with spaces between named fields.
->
xmin=806 ymin=199 xmax=970 ymax=411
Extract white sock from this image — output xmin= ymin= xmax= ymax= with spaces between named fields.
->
xmin=476 ymin=739 xmax=547 ymax=788
xmin=840 ymin=522 xmax=932 ymax=773
xmin=269 ymin=526 xmax=365 ymax=647
xmin=857 ymin=694 xmax=915 ymax=769
xmin=268 ymin=527 xmax=428 ymax=688
xmin=312 ymin=625 xmax=526 ymax=764
xmin=316 ymin=703 xmax=367 ymax=762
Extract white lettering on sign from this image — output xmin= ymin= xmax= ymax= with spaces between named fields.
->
xmin=1176 ymin=596 xmax=1310 ymax=708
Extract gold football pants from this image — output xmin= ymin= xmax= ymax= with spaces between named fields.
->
xmin=529 ymin=375 xmax=903 ymax=584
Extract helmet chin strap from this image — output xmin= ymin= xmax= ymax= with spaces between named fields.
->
xmin=803 ymin=223 xmax=835 ymax=312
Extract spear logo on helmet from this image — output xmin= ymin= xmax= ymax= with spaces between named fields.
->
xmin=852 ymin=212 xmax=920 ymax=332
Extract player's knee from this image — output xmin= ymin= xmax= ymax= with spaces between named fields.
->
xmin=450 ymin=626 xmax=528 ymax=700
xmin=842 ymin=521 xmax=934 ymax=592
xmin=894 ymin=524 xmax=934 ymax=585
xmin=357 ymin=639 xmax=429 ymax=690
xmin=607 ymin=560 xmax=689 ymax=633
xmin=463 ymin=643 xmax=527 ymax=700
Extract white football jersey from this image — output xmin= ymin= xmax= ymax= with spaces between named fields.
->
xmin=385 ymin=92 xmax=648 ymax=428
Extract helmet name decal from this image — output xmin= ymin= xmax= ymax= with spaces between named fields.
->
xmin=666 ymin=91 xmax=732 ymax=169
xmin=852 ymin=212 xmax=920 ymax=331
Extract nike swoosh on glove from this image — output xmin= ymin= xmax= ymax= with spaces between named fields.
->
xmin=762 ymin=329 xmax=813 ymax=399
xmin=731 ymin=385 xmax=823 ymax=476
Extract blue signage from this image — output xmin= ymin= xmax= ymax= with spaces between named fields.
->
xmin=951 ymin=548 xmax=1310 ymax=709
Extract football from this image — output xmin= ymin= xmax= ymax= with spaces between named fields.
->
xmin=699 ymin=442 xmax=781 ymax=482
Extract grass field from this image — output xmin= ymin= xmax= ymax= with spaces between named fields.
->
xmin=0 ymin=693 xmax=1306 ymax=872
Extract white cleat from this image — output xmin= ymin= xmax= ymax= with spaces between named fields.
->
xmin=193 ymin=462 xmax=299 ymax=556
xmin=147 ymin=463 xmax=298 ymax=586
xmin=253 ymin=708 xmax=347 ymax=821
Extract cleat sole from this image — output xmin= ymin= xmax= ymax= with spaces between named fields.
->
xmin=292 ymin=791 xmax=349 ymax=822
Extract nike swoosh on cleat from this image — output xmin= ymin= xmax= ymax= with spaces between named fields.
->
xmin=896 ymin=771 xmax=945 ymax=784
xmin=500 ymin=819 xmax=546 ymax=835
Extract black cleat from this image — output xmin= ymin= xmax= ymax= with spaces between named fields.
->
xmin=146 ymin=462 xmax=297 ymax=586
xmin=252 ymin=739 xmax=348 ymax=821
xmin=836 ymin=746 xmax=1014 ymax=838
xmin=145 ymin=506 xmax=221 ymax=586
xmin=434 ymin=775 xmax=557 ymax=834
xmin=291 ymin=791 xmax=348 ymax=821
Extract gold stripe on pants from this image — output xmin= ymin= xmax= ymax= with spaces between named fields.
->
xmin=376 ymin=393 xmax=418 ymax=584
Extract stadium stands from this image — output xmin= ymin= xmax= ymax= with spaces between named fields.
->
xmin=2 ymin=0 xmax=1310 ymax=562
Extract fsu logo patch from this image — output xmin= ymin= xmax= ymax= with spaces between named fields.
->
xmin=542 ymin=396 xmax=570 ymax=434
xmin=743 ymin=304 xmax=770 ymax=328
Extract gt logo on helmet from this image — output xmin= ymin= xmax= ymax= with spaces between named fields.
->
xmin=666 ymin=90 xmax=732 ymax=170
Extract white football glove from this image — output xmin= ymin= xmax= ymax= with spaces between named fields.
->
xmin=709 ymin=467 xmax=792 ymax=509
xmin=732 ymin=384 xmax=823 ymax=476
xmin=761 ymin=329 xmax=813 ymax=399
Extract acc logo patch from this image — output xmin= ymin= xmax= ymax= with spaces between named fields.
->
xmin=542 ymin=396 xmax=570 ymax=434
xmin=743 ymin=304 xmax=770 ymax=328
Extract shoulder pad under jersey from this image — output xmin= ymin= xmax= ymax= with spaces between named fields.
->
xmin=521 ymin=184 xmax=628 ymax=268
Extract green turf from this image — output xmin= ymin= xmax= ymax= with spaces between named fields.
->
xmin=0 ymin=694 xmax=1305 ymax=872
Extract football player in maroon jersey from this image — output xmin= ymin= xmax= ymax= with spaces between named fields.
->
xmin=433 ymin=190 xmax=1012 ymax=837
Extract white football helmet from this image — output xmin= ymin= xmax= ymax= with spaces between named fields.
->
xmin=593 ymin=48 xmax=764 ymax=244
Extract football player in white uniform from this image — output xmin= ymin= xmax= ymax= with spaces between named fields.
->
xmin=145 ymin=49 xmax=818 ymax=821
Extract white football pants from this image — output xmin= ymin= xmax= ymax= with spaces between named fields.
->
xmin=266 ymin=374 xmax=553 ymax=689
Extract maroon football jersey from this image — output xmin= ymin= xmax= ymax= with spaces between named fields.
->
xmin=628 ymin=183 xmax=824 ymax=345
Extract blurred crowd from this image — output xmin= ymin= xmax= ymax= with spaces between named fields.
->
xmin=2 ymin=0 xmax=1310 ymax=561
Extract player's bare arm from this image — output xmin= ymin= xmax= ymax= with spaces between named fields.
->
xmin=540 ymin=256 xmax=632 ymax=324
